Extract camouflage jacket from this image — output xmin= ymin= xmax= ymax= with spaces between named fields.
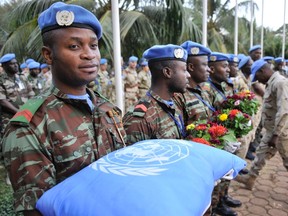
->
xmin=138 ymin=70 xmax=151 ymax=90
xmin=27 ymin=74 xmax=44 ymax=96
xmin=123 ymin=90 xmax=186 ymax=145
xmin=201 ymin=79 xmax=234 ymax=110
xmin=262 ymin=72 xmax=288 ymax=136
xmin=123 ymin=67 xmax=138 ymax=91
xmin=2 ymin=86 xmax=126 ymax=212
xmin=179 ymin=85 xmax=215 ymax=126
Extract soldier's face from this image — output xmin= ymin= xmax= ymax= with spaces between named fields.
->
xmin=242 ymin=59 xmax=253 ymax=75
xmin=129 ymin=61 xmax=137 ymax=69
xmin=229 ymin=62 xmax=238 ymax=77
xmin=210 ymin=61 xmax=230 ymax=82
xmin=188 ymin=56 xmax=210 ymax=84
xmin=4 ymin=59 xmax=19 ymax=75
xmin=250 ymin=49 xmax=261 ymax=61
xmin=44 ymin=27 xmax=100 ymax=89
xmin=170 ymin=61 xmax=190 ymax=93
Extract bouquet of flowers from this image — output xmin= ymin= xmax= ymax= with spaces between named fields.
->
xmin=213 ymin=109 xmax=252 ymax=138
xmin=221 ymin=90 xmax=260 ymax=116
xmin=186 ymin=120 xmax=240 ymax=152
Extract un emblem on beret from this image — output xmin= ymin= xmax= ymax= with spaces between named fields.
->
xmin=191 ymin=47 xmax=200 ymax=55
xmin=56 ymin=10 xmax=74 ymax=26
xmin=174 ymin=48 xmax=184 ymax=59
xmin=233 ymin=57 xmax=239 ymax=62
xmin=210 ymin=56 xmax=217 ymax=61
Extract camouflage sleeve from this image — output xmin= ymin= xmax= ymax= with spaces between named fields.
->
xmin=2 ymin=124 xmax=55 ymax=212
xmin=0 ymin=82 xmax=7 ymax=100
xmin=123 ymin=112 xmax=153 ymax=145
xmin=273 ymin=80 xmax=288 ymax=136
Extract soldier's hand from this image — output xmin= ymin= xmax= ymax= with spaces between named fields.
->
xmin=268 ymin=135 xmax=278 ymax=148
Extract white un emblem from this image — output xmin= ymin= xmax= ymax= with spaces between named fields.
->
xmin=90 ymin=139 xmax=190 ymax=176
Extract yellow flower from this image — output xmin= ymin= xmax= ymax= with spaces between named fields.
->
xmin=244 ymin=90 xmax=250 ymax=93
xmin=219 ymin=113 xmax=228 ymax=121
xmin=186 ymin=124 xmax=195 ymax=130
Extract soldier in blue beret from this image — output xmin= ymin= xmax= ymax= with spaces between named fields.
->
xmin=237 ymin=59 xmax=288 ymax=191
xmin=123 ymin=55 xmax=139 ymax=111
xmin=27 ymin=62 xmax=45 ymax=96
xmin=273 ymin=57 xmax=286 ymax=76
xmin=178 ymin=41 xmax=214 ymax=124
xmin=248 ymin=45 xmax=262 ymax=61
xmin=137 ymin=60 xmax=151 ymax=98
xmin=262 ymin=56 xmax=274 ymax=64
xmin=123 ymin=44 xmax=190 ymax=145
xmin=227 ymin=54 xmax=239 ymax=78
xmin=2 ymin=2 xmax=127 ymax=215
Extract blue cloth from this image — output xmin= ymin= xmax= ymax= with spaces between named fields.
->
xmin=20 ymin=63 xmax=27 ymax=69
xmin=28 ymin=61 xmax=40 ymax=69
xmin=140 ymin=61 xmax=148 ymax=66
xmin=251 ymin=59 xmax=267 ymax=82
xmin=100 ymin=58 xmax=107 ymax=65
xmin=263 ymin=56 xmax=274 ymax=62
xmin=274 ymin=57 xmax=284 ymax=64
xmin=227 ymin=54 xmax=239 ymax=63
xmin=36 ymin=139 xmax=246 ymax=216
xmin=129 ymin=56 xmax=138 ymax=62
xmin=25 ymin=58 xmax=35 ymax=65
xmin=208 ymin=52 xmax=229 ymax=62
xmin=0 ymin=53 xmax=15 ymax=63
xmin=180 ymin=40 xmax=211 ymax=56
xmin=249 ymin=44 xmax=261 ymax=53
xmin=38 ymin=2 xmax=102 ymax=39
xmin=67 ymin=94 xmax=94 ymax=111
xmin=238 ymin=54 xmax=251 ymax=69
xmin=143 ymin=44 xmax=187 ymax=63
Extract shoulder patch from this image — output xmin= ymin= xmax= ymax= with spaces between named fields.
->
xmin=10 ymin=98 xmax=45 ymax=124
xmin=133 ymin=101 xmax=150 ymax=117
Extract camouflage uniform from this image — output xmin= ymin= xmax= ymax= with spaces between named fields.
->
xmin=97 ymin=69 xmax=111 ymax=98
xmin=0 ymin=72 xmax=34 ymax=138
xmin=250 ymin=72 xmax=288 ymax=176
xmin=27 ymin=74 xmax=44 ymax=96
xmin=123 ymin=90 xmax=186 ymax=145
xmin=2 ymin=86 xmax=126 ymax=212
xmin=178 ymin=85 xmax=214 ymax=126
xmin=137 ymin=70 xmax=151 ymax=98
xmin=123 ymin=67 xmax=139 ymax=112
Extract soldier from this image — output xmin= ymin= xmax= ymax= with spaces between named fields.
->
xmin=2 ymin=2 xmax=126 ymax=215
xmin=273 ymin=57 xmax=286 ymax=77
xmin=40 ymin=63 xmax=52 ymax=90
xmin=178 ymin=40 xmax=214 ymax=125
xmin=137 ymin=60 xmax=151 ymax=98
xmin=263 ymin=56 xmax=274 ymax=65
xmin=123 ymin=44 xmax=190 ymax=145
xmin=248 ymin=45 xmax=262 ymax=61
xmin=123 ymin=55 xmax=139 ymax=112
xmin=97 ymin=58 xmax=111 ymax=98
xmin=236 ymin=59 xmax=288 ymax=190
xmin=26 ymin=61 xmax=44 ymax=96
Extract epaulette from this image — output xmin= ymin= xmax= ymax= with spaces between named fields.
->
xmin=132 ymin=101 xmax=150 ymax=117
xmin=10 ymin=97 xmax=45 ymax=124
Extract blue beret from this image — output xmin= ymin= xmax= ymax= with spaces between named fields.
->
xmin=40 ymin=63 xmax=48 ymax=69
xmin=180 ymin=41 xmax=211 ymax=56
xmin=208 ymin=52 xmax=229 ymax=62
xmin=0 ymin=53 xmax=16 ymax=63
xmin=129 ymin=56 xmax=138 ymax=62
xmin=262 ymin=56 xmax=274 ymax=62
xmin=274 ymin=57 xmax=284 ymax=64
xmin=141 ymin=61 xmax=148 ymax=66
xmin=249 ymin=45 xmax=261 ymax=53
xmin=100 ymin=58 xmax=107 ymax=65
xmin=238 ymin=54 xmax=251 ymax=69
xmin=227 ymin=54 xmax=239 ymax=63
xmin=251 ymin=59 xmax=267 ymax=82
xmin=28 ymin=61 xmax=40 ymax=69
xmin=20 ymin=63 xmax=27 ymax=69
xmin=143 ymin=44 xmax=187 ymax=63
xmin=38 ymin=2 xmax=102 ymax=39
xmin=25 ymin=58 xmax=35 ymax=65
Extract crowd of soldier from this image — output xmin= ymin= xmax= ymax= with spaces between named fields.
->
xmin=1 ymin=3 xmax=288 ymax=215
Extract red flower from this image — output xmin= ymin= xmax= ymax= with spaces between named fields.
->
xmin=208 ymin=125 xmax=227 ymax=138
xmin=192 ymin=138 xmax=211 ymax=146
xmin=229 ymin=109 xmax=240 ymax=118
xmin=195 ymin=124 xmax=207 ymax=131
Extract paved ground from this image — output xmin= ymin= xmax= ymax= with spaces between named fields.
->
xmin=229 ymin=152 xmax=288 ymax=216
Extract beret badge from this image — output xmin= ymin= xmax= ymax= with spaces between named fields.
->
xmin=233 ymin=57 xmax=239 ymax=62
xmin=56 ymin=10 xmax=75 ymax=26
xmin=191 ymin=47 xmax=200 ymax=55
xmin=174 ymin=48 xmax=184 ymax=59
xmin=210 ymin=56 xmax=217 ymax=61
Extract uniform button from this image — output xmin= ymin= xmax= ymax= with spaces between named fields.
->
xmin=73 ymin=151 xmax=81 ymax=157
xmin=56 ymin=155 xmax=63 ymax=161
xmin=86 ymin=147 xmax=92 ymax=152
xmin=24 ymin=196 xmax=31 ymax=202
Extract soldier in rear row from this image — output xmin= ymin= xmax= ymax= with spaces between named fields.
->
xmin=123 ymin=44 xmax=190 ymax=145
